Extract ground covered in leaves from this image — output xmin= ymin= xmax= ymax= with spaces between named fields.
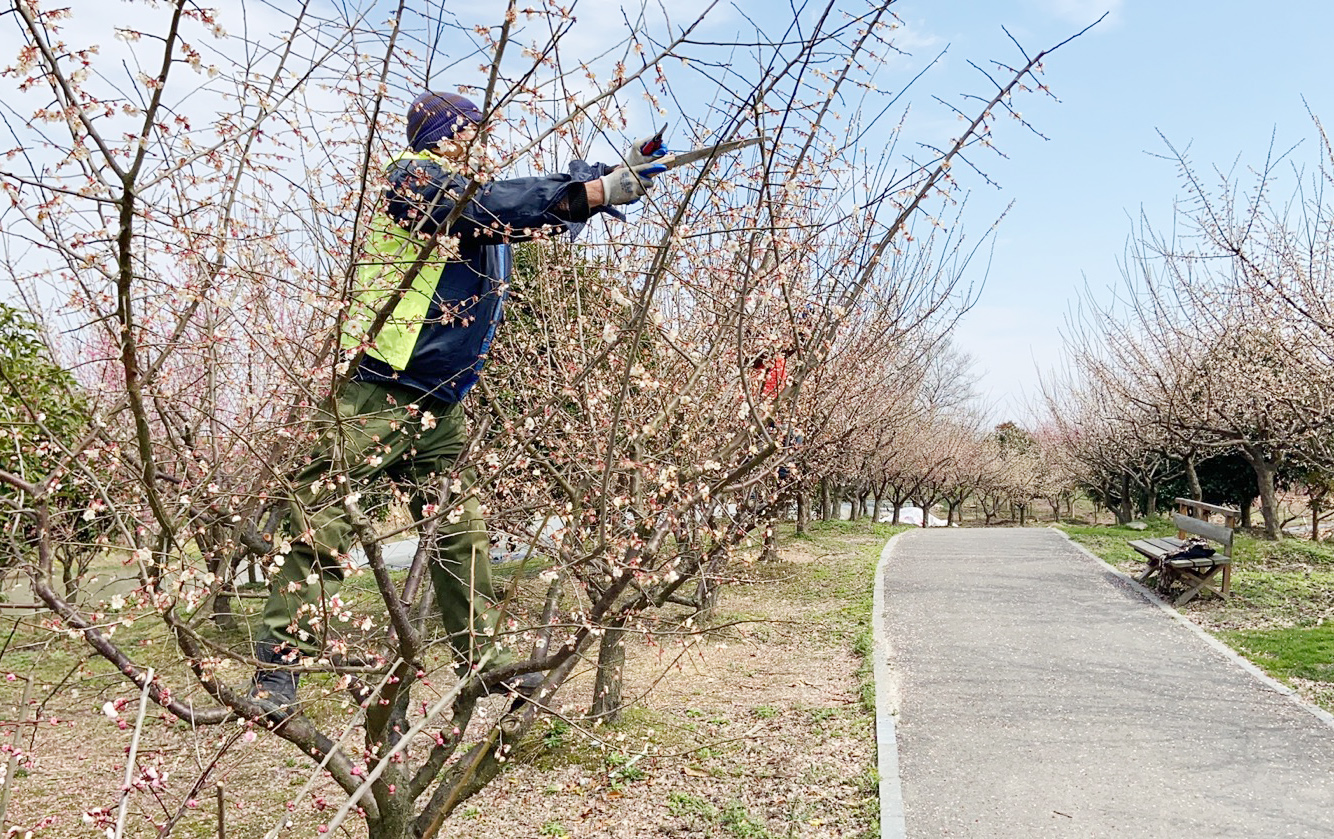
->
xmin=1062 ymin=519 xmax=1334 ymax=713
xmin=440 ymin=520 xmax=899 ymax=839
xmin=0 ymin=519 xmax=898 ymax=838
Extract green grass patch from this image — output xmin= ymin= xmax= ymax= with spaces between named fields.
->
xmin=1220 ymin=623 xmax=1334 ymax=682
xmin=718 ymin=801 xmax=777 ymax=839
xmin=668 ymin=791 xmax=717 ymax=819
xmin=1235 ymin=536 xmax=1334 ymax=571
xmin=666 ymin=792 xmax=777 ymax=839
xmin=1059 ymin=519 xmax=1176 ymax=571
xmin=841 ymin=525 xmax=912 ymax=710
xmin=522 ymin=705 xmax=668 ymax=772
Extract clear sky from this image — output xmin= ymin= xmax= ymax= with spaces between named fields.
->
xmin=884 ymin=1 xmax=1334 ymax=421
xmin=8 ymin=0 xmax=1327 ymax=423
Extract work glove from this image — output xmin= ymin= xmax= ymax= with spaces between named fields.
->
xmin=625 ymin=129 xmax=669 ymax=168
xmin=599 ymin=160 xmax=667 ymax=206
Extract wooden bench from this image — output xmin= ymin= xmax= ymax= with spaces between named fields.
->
xmin=1128 ymin=498 xmax=1238 ymax=606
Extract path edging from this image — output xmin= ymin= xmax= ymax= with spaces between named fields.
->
xmin=1052 ymin=526 xmax=1334 ymax=732
xmin=872 ymin=530 xmax=912 ymax=839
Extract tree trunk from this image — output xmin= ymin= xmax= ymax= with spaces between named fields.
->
xmin=1184 ymin=453 xmax=1203 ymax=501
xmin=1313 ymin=499 xmax=1321 ymax=543
xmin=760 ymin=523 xmax=778 ymax=562
xmin=1117 ymin=473 xmax=1133 ymax=524
xmin=1145 ymin=480 xmax=1157 ymax=519
xmin=367 ymin=803 xmax=415 ymax=839
xmin=591 ymin=620 xmax=627 ymax=722
xmin=1240 ymin=498 xmax=1253 ymax=529
xmin=1018 ymin=503 xmax=1026 ymax=527
xmin=1050 ymin=500 xmax=1060 ymax=522
xmin=796 ymin=489 xmax=808 ymax=535
xmin=212 ymin=590 xmax=238 ymax=632
xmin=892 ymin=502 xmax=902 ymax=525
xmin=872 ymin=493 xmax=883 ymax=524
xmin=60 ymin=555 xmax=80 ymax=603
xmin=696 ymin=551 xmax=727 ymax=620
xmin=1240 ymin=446 xmax=1282 ymax=539
xmin=819 ymin=478 xmax=830 ymax=521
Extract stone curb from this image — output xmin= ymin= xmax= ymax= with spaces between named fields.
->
xmin=872 ymin=530 xmax=912 ymax=839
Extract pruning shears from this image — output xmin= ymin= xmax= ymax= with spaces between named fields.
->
xmin=634 ymin=125 xmax=764 ymax=171
xmin=639 ymin=124 xmax=668 ymax=159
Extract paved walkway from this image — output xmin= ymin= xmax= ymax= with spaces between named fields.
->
xmin=878 ymin=527 xmax=1334 ymax=838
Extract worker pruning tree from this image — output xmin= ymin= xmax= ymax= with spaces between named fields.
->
xmin=0 ymin=1 xmax=1088 ymax=836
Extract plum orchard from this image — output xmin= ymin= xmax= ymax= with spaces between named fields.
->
xmin=1048 ymin=125 xmax=1334 ymax=539
xmin=0 ymin=1 xmax=1086 ymax=835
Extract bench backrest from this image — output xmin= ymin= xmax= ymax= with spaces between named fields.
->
xmin=1174 ymin=497 xmax=1240 ymax=524
xmin=1172 ymin=512 xmax=1234 ymax=558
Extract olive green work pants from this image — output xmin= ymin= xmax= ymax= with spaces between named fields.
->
xmin=259 ymin=381 xmax=503 ymax=666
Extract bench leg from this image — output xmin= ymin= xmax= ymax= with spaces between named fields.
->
xmin=1172 ymin=565 xmax=1225 ymax=607
xmin=1136 ymin=560 xmax=1162 ymax=586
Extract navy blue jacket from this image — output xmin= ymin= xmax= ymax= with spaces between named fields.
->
xmin=352 ymin=154 xmax=612 ymax=404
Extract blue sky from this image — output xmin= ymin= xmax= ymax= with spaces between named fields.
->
xmin=8 ymin=0 xmax=1324 ymax=422
xmin=888 ymin=1 xmax=1334 ymax=419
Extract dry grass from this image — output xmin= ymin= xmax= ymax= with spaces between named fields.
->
xmin=0 ymin=520 xmax=895 ymax=838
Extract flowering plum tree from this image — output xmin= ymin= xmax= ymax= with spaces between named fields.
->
xmin=0 ymin=0 xmax=1085 ymax=835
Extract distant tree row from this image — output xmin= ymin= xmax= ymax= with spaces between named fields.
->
xmin=1045 ymin=123 xmax=1334 ymax=540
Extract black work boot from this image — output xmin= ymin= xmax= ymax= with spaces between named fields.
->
xmin=249 ymin=640 xmax=301 ymax=721
xmin=491 ymin=671 xmax=545 ymax=711
xmin=498 ymin=672 xmax=544 ymax=698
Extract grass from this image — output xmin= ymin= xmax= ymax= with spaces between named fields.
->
xmin=827 ymin=523 xmax=912 ymax=710
xmin=1220 ymin=623 xmax=1334 ymax=682
xmin=771 ymin=519 xmax=908 ymax=833
xmin=0 ymin=517 xmax=900 ymax=837
xmin=1059 ymin=518 xmax=1176 ymax=568
xmin=717 ymin=519 xmax=910 ymax=710
xmin=666 ymin=792 xmax=777 ymax=839
xmin=523 ymin=704 xmax=668 ymax=773
xmin=1060 ymin=518 xmax=1334 ymax=712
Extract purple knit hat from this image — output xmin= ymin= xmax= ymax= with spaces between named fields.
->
xmin=406 ymin=91 xmax=483 ymax=152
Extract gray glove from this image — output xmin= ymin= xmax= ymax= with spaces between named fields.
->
xmin=625 ymin=130 xmax=669 ymax=168
xmin=599 ymin=161 xmax=666 ymax=206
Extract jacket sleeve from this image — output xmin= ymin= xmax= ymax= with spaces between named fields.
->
xmin=385 ymin=157 xmax=615 ymax=242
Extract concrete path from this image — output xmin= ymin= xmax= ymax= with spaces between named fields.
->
xmin=878 ymin=527 xmax=1334 ymax=838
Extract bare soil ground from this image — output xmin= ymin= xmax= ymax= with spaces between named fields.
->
xmin=0 ymin=521 xmax=892 ymax=838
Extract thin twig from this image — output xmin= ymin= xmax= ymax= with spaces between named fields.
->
xmin=0 ymin=674 xmax=35 ymax=831
xmin=113 ymin=666 xmax=154 ymax=839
